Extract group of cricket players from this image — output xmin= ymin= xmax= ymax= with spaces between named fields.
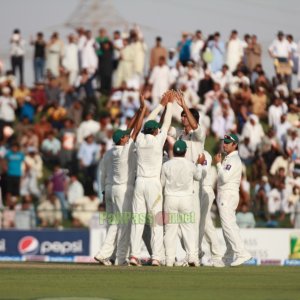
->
xmin=94 ymin=90 xmax=252 ymax=267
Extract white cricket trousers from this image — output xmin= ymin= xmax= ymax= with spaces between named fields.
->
xmin=178 ymin=181 xmax=199 ymax=258
xmin=112 ymin=184 xmax=134 ymax=265
xmin=164 ymin=195 xmax=197 ymax=265
xmin=199 ymin=186 xmax=223 ymax=259
xmin=130 ymin=177 xmax=164 ymax=261
xmin=217 ymin=190 xmax=249 ymax=258
xmin=96 ymin=184 xmax=118 ymax=259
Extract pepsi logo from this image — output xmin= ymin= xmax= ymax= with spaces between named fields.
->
xmin=18 ymin=236 xmax=39 ymax=255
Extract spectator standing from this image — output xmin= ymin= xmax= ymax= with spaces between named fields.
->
xmin=244 ymin=35 xmax=262 ymax=72
xmin=10 ymin=29 xmax=25 ymax=84
xmin=226 ymin=30 xmax=243 ymax=72
xmin=4 ymin=143 xmax=25 ymax=196
xmin=208 ymin=32 xmax=225 ymax=73
xmin=31 ymin=32 xmax=46 ymax=83
xmin=46 ymin=32 xmax=64 ymax=77
xmin=48 ymin=165 xmax=68 ymax=219
xmin=150 ymin=37 xmax=167 ymax=71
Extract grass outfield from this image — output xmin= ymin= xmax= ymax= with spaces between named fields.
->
xmin=1 ymin=263 xmax=300 ymax=300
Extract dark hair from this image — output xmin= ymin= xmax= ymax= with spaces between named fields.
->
xmin=156 ymin=36 xmax=162 ymax=42
xmin=181 ymin=108 xmax=200 ymax=123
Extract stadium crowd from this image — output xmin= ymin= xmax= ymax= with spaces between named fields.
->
xmin=0 ymin=26 xmax=299 ymax=230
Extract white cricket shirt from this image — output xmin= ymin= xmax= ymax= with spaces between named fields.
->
xmin=217 ymin=150 xmax=242 ymax=192
xmin=161 ymin=157 xmax=202 ymax=197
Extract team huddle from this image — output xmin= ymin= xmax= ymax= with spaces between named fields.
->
xmin=94 ymin=90 xmax=252 ymax=267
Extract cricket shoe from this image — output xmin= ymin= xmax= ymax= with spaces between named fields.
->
xmin=151 ymin=259 xmax=160 ymax=266
xmin=94 ymin=255 xmax=112 ymax=266
xmin=166 ymin=260 xmax=174 ymax=267
xmin=188 ymin=260 xmax=200 ymax=267
xmin=201 ymin=256 xmax=213 ymax=267
xmin=230 ymin=254 xmax=252 ymax=267
xmin=212 ymin=259 xmax=226 ymax=268
xmin=129 ymin=256 xmax=142 ymax=267
xmin=222 ymin=256 xmax=234 ymax=266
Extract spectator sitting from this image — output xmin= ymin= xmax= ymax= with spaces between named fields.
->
xmin=59 ymin=118 xmax=76 ymax=169
xmin=72 ymin=193 xmax=100 ymax=227
xmin=37 ymin=193 xmax=62 ymax=228
xmin=47 ymin=102 xmax=67 ymax=129
xmin=241 ymin=114 xmax=264 ymax=152
xmin=239 ymin=136 xmax=255 ymax=166
xmin=20 ymin=146 xmax=43 ymax=198
xmin=15 ymin=195 xmax=36 ymax=229
xmin=20 ymin=128 xmax=39 ymax=152
xmin=13 ymin=83 xmax=31 ymax=106
xmin=267 ymin=181 xmax=284 ymax=222
xmin=236 ymin=203 xmax=256 ymax=228
xmin=19 ymin=96 xmax=36 ymax=123
xmin=2 ymin=195 xmax=17 ymax=228
xmin=254 ymin=184 xmax=269 ymax=221
xmin=41 ymin=130 xmax=61 ymax=168
xmin=67 ymin=173 xmax=84 ymax=207
xmin=290 ymin=187 xmax=300 ymax=228
xmin=275 ymin=114 xmax=291 ymax=150
xmin=251 ymin=86 xmax=268 ymax=118
xmin=286 ymin=128 xmax=300 ymax=161
xmin=76 ymin=111 xmax=100 ymax=146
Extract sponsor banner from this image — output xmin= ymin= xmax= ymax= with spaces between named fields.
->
xmin=48 ymin=256 xmax=74 ymax=263
xmin=23 ymin=255 xmax=47 ymax=262
xmin=0 ymin=229 xmax=89 ymax=257
xmin=290 ymin=234 xmax=300 ymax=259
xmin=0 ymin=256 xmax=23 ymax=261
xmin=260 ymin=259 xmax=282 ymax=266
xmin=244 ymin=258 xmax=258 ymax=266
xmin=74 ymin=256 xmax=97 ymax=263
xmin=284 ymin=259 xmax=300 ymax=266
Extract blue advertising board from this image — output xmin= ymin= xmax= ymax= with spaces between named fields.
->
xmin=0 ymin=229 xmax=89 ymax=257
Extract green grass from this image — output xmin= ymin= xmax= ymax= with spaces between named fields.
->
xmin=1 ymin=263 xmax=300 ymax=300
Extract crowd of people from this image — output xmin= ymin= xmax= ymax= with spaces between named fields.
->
xmin=0 ymin=26 xmax=299 ymax=233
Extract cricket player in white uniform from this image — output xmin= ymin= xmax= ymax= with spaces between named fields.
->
xmin=161 ymin=140 xmax=205 ymax=267
xmin=95 ymin=148 xmax=115 ymax=265
xmin=214 ymin=133 xmax=252 ymax=267
xmin=198 ymin=150 xmax=224 ymax=267
xmin=130 ymin=91 xmax=173 ymax=266
xmin=94 ymin=96 xmax=146 ymax=265
xmin=168 ymin=92 xmax=205 ymax=257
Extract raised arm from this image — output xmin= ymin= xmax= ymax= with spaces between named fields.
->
xmin=161 ymin=90 xmax=175 ymax=132
xmin=131 ymin=94 xmax=147 ymax=141
xmin=176 ymin=91 xmax=198 ymax=130
xmin=146 ymin=91 xmax=170 ymax=121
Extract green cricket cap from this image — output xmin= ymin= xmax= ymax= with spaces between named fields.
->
xmin=143 ymin=120 xmax=161 ymax=131
xmin=113 ymin=129 xmax=131 ymax=144
xmin=223 ymin=133 xmax=239 ymax=144
xmin=173 ymin=140 xmax=187 ymax=154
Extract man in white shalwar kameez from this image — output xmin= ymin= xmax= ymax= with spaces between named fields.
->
xmin=114 ymin=34 xmax=134 ymax=88
xmin=81 ymin=30 xmax=98 ymax=76
xmin=149 ymin=56 xmax=171 ymax=107
xmin=63 ymin=35 xmax=79 ymax=85
xmin=226 ymin=30 xmax=243 ymax=72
